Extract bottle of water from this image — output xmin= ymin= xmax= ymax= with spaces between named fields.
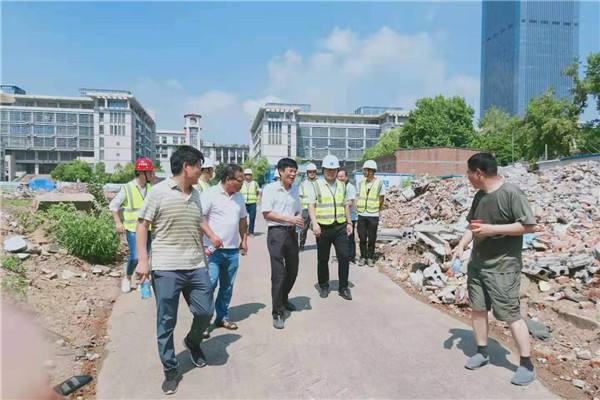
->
xmin=140 ymin=280 xmax=152 ymax=299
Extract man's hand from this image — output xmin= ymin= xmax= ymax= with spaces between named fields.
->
xmin=135 ymin=259 xmax=151 ymax=284
xmin=289 ymin=215 xmax=304 ymax=228
xmin=209 ymin=235 xmax=224 ymax=249
xmin=470 ymin=223 xmax=497 ymax=237
xmin=346 ymin=223 xmax=353 ymax=236
xmin=115 ymin=223 xmax=125 ymax=234
xmin=450 ymin=245 xmax=464 ymax=261
xmin=312 ymin=222 xmax=321 ymax=238
xmin=240 ymin=240 xmax=248 ymax=256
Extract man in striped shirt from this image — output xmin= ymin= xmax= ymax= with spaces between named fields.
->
xmin=135 ymin=146 xmax=223 ymax=395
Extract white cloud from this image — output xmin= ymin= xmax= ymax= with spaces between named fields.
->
xmin=133 ymin=26 xmax=480 ymax=146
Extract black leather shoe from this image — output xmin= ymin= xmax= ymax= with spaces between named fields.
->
xmin=183 ymin=337 xmax=207 ymax=368
xmin=339 ymin=288 xmax=352 ymax=301
xmin=319 ymin=286 xmax=330 ymax=298
xmin=283 ymin=301 xmax=297 ymax=311
xmin=273 ymin=314 xmax=284 ymax=329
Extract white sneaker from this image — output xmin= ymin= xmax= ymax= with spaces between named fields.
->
xmin=121 ymin=277 xmax=131 ymax=293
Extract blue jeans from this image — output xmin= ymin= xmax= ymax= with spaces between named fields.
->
xmin=152 ymin=268 xmax=213 ymax=371
xmin=208 ymin=249 xmax=240 ymax=323
xmin=246 ymin=203 xmax=257 ymax=234
xmin=125 ymin=230 xmax=152 ymax=276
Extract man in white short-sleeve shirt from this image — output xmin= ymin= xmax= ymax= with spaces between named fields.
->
xmin=200 ymin=164 xmax=248 ymax=335
xmin=261 ymin=158 xmax=303 ymax=329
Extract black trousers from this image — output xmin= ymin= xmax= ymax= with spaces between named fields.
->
xmin=357 ymin=216 xmax=379 ymax=260
xmin=267 ymin=226 xmax=299 ymax=316
xmin=316 ymin=223 xmax=350 ymax=291
xmin=348 ymin=220 xmax=356 ymax=261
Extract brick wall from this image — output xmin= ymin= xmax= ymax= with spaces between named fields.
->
xmin=375 ymin=147 xmax=481 ymax=176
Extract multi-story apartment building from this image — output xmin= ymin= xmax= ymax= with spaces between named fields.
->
xmin=480 ymin=0 xmax=580 ymax=117
xmin=0 ymin=85 xmax=155 ymax=178
xmin=250 ymin=103 xmax=407 ymax=170
xmin=156 ymin=114 xmax=249 ymax=174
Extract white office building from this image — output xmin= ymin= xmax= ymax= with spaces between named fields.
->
xmin=0 ymin=85 xmax=155 ymax=179
xmin=250 ymin=103 xmax=408 ymax=170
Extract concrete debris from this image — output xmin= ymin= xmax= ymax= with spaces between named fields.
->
xmin=46 ymin=244 xmax=61 ymax=254
xmin=538 ymin=281 xmax=552 ymax=292
xmin=16 ymin=253 xmax=31 ymax=260
xmin=3 ymin=235 xmax=28 ymax=253
xmin=526 ymin=319 xmax=552 ymax=341
xmin=108 ymin=271 xmax=121 ymax=278
xmin=34 ymin=192 xmax=95 ymax=211
xmin=422 ymin=264 xmax=447 ymax=288
xmin=61 ymin=269 xmax=80 ymax=280
xmin=91 ymin=265 xmax=110 ymax=275
xmin=576 ymin=350 xmax=593 ymax=360
xmin=572 ymin=379 xmax=586 ymax=389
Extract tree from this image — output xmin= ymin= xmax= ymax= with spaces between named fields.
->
xmin=517 ymin=89 xmax=579 ymax=162
xmin=565 ymin=52 xmax=600 ymax=114
xmin=242 ymin=156 xmax=270 ymax=186
xmin=362 ymin=128 xmax=402 ymax=161
xmin=50 ymin=160 xmax=94 ymax=182
xmin=577 ymin=122 xmax=600 ymax=154
xmin=399 ymin=95 xmax=476 ymax=148
xmin=471 ymin=107 xmax=521 ymax=166
xmin=152 ymin=159 xmax=164 ymax=173
xmin=109 ymin=163 xmax=135 ymax=184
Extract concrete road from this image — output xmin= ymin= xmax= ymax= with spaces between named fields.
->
xmin=97 ymin=217 xmax=554 ymax=399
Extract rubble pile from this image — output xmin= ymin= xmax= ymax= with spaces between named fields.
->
xmin=378 ymin=161 xmax=600 ymax=397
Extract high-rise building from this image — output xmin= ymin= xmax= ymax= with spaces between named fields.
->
xmin=480 ymin=0 xmax=579 ymax=117
xmin=250 ymin=103 xmax=407 ymax=170
xmin=0 ymin=86 xmax=155 ymax=178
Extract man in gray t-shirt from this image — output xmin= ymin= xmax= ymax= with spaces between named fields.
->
xmin=451 ymin=153 xmax=537 ymax=387
xmin=136 ymin=146 xmax=222 ymax=396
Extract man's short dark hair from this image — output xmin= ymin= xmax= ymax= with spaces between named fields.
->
xmin=277 ymin=158 xmax=298 ymax=171
xmin=337 ymin=168 xmax=348 ymax=177
xmin=220 ymin=164 xmax=243 ymax=183
xmin=468 ymin=152 xmax=498 ymax=176
xmin=170 ymin=146 xmax=204 ymax=176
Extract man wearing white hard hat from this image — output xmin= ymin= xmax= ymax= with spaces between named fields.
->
xmin=307 ymin=155 xmax=355 ymax=301
xmin=241 ymin=168 xmax=260 ymax=236
xmin=194 ymin=159 xmax=214 ymax=193
xmin=298 ymin=163 xmax=318 ymax=250
xmin=356 ymin=159 xmax=386 ymax=267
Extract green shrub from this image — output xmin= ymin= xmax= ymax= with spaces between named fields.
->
xmin=41 ymin=204 xmax=120 ymax=264
xmin=1 ymin=273 xmax=28 ymax=298
xmin=110 ymin=163 xmax=135 ymax=183
xmin=88 ymin=177 xmax=108 ymax=207
xmin=2 ymin=256 xmax=25 ymax=274
xmin=50 ymin=160 xmax=94 ymax=182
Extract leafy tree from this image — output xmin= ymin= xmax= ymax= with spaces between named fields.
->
xmin=242 ymin=156 xmax=270 ymax=186
xmin=109 ymin=163 xmax=135 ymax=184
xmin=362 ymin=128 xmax=402 ymax=160
xmin=517 ymin=89 xmax=579 ymax=162
xmin=399 ymin=95 xmax=476 ymax=148
xmin=50 ymin=159 xmax=94 ymax=182
xmin=152 ymin=159 xmax=164 ymax=173
xmin=565 ymin=52 xmax=600 ymax=114
xmin=577 ymin=122 xmax=600 ymax=154
xmin=471 ymin=107 xmax=522 ymax=165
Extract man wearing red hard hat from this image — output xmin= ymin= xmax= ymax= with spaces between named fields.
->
xmin=109 ymin=157 xmax=157 ymax=293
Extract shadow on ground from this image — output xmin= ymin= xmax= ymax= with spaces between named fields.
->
xmin=177 ymin=333 xmax=241 ymax=375
xmin=443 ymin=328 xmax=518 ymax=372
xmin=229 ymin=302 xmax=266 ymax=323
xmin=288 ymin=296 xmax=312 ymax=311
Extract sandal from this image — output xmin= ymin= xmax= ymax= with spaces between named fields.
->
xmin=217 ymin=319 xmax=238 ymax=330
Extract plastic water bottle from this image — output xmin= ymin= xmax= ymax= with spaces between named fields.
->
xmin=451 ymin=259 xmax=463 ymax=274
xmin=140 ymin=280 xmax=152 ymax=299
xmin=205 ymin=245 xmax=216 ymax=257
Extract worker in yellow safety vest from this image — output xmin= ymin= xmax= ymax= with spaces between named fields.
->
xmin=109 ymin=157 xmax=156 ymax=293
xmin=241 ymin=168 xmax=260 ymax=236
xmin=356 ymin=159 xmax=385 ymax=267
xmin=308 ymin=155 xmax=355 ymax=301
xmin=194 ymin=159 xmax=214 ymax=193
xmin=298 ymin=163 xmax=318 ymax=250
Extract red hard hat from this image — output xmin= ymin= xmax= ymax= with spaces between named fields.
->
xmin=135 ymin=157 xmax=154 ymax=172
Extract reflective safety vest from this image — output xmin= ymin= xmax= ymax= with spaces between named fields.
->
xmin=123 ymin=181 xmax=152 ymax=232
xmin=242 ymin=181 xmax=258 ymax=204
xmin=299 ymin=179 xmax=317 ymax=209
xmin=314 ymin=179 xmax=347 ymax=225
xmin=357 ymin=179 xmax=383 ymax=214
xmin=194 ymin=180 xmax=210 ymax=193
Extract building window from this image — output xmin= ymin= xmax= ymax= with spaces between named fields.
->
xmin=67 ymin=114 xmax=77 ymax=124
xmin=99 ymin=112 xmax=104 ymax=122
xmin=107 ymin=99 xmax=128 ymax=109
xmin=99 ymin=137 xmax=104 ymax=147
xmin=99 ymin=125 xmax=104 ymax=135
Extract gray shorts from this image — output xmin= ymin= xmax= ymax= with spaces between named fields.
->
xmin=467 ymin=266 xmax=522 ymax=322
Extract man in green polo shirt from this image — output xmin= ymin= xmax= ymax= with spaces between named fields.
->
xmin=451 ymin=152 xmax=537 ymax=386
xmin=136 ymin=146 xmax=223 ymax=395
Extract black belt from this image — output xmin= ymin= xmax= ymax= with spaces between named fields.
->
xmin=319 ymin=222 xmax=345 ymax=229
xmin=268 ymin=225 xmax=296 ymax=232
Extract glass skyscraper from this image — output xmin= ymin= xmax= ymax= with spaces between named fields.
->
xmin=480 ymin=0 xmax=579 ymax=117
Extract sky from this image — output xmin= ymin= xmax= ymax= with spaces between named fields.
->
xmin=2 ymin=1 xmax=599 ymax=145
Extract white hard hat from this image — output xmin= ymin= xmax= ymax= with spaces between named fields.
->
xmin=243 ymin=168 xmax=253 ymax=175
xmin=201 ymin=159 xmax=214 ymax=169
xmin=306 ymin=163 xmax=317 ymax=172
xmin=362 ymin=160 xmax=377 ymax=171
xmin=322 ymin=155 xmax=340 ymax=169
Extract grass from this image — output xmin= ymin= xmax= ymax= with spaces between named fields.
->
xmin=1 ymin=198 xmax=33 ymax=208
xmin=2 ymin=256 xmax=25 ymax=274
xmin=1 ymin=256 xmax=28 ymax=299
